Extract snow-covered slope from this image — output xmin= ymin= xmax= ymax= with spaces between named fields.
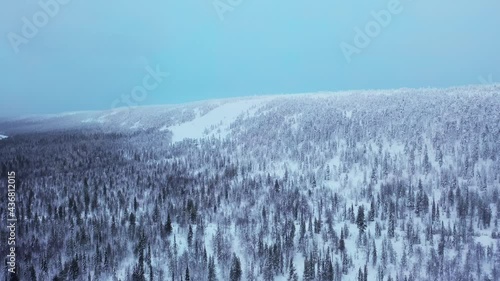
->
xmin=0 ymin=134 xmax=7 ymax=140
xmin=1 ymin=84 xmax=499 ymax=281
xmin=0 ymin=84 xmax=498 ymax=139
xmin=164 ymin=97 xmax=274 ymax=142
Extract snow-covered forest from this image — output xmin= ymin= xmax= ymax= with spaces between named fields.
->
xmin=1 ymin=85 xmax=499 ymax=281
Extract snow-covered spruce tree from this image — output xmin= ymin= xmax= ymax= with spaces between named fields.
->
xmin=229 ymin=253 xmax=242 ymax=281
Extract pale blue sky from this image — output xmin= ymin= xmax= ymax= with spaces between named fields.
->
xmin=0 ymin=0 xmax=499 ymax=117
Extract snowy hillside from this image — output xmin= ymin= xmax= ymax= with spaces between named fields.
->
xmin=0 ymin=85 xmax=499 ymax=281
xmin=1 ymin=84 xmax=497 ymax=139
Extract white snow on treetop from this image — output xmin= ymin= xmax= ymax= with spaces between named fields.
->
xmin=0 ymin=84 xmax=497 ymax=138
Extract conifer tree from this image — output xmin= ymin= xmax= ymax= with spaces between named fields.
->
xmin=357 ymin=206 xmax=367 ymax=233
xmin=229 ymin=254 xmax=242 ymax=281
xmin=208 ymin=256 xmax=217 ymax=281
xmin=287 ymin=258 xmax=298 ymax=281
xmin=165 ymin=214 xmax=173 ymax=236
xmin=185 ymin=266 xmax=190 ymax=281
